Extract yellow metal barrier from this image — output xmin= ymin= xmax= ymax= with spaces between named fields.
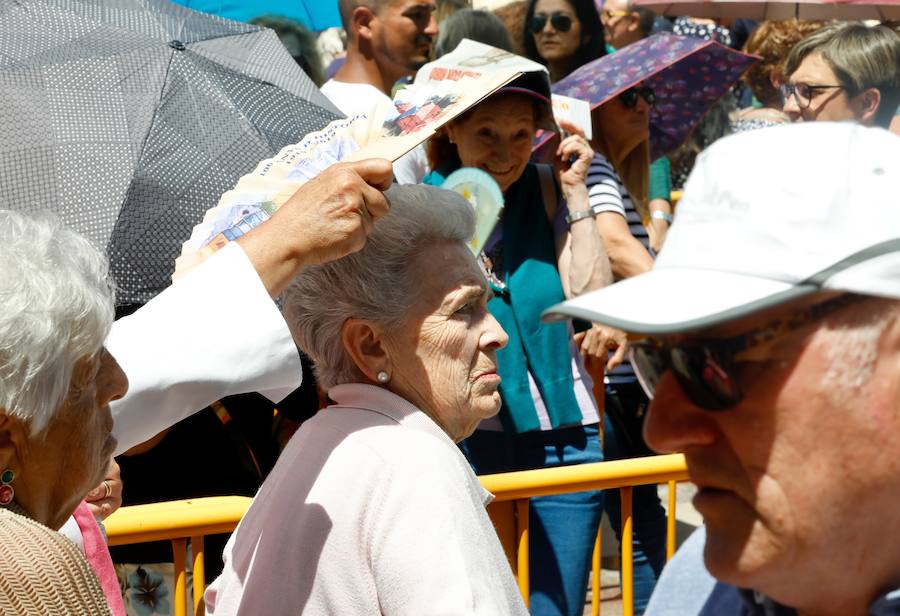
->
xmin=480 ymin=454 xmax=689 ymax=615
xmin=106 ymin=456 xmax=688 ymax=616
xmin=105 ymin=496 xmax=252 ymax=616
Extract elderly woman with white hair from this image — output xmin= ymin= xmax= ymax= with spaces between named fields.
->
xmin=0 ymin=210 xmax=128 ymax=614
xmin=206 ymin=184 xmax=527 ymax=615
xmin=0 ymin=159 xmax=394 ymax=614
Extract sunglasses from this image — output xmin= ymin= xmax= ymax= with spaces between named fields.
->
xmin=619 ymin=85 xmax=656 ymax=108
xmin=529 ymin=12 xmax=573 ymax=34
xmin=628 ymin=294 xmax=862 ymax=411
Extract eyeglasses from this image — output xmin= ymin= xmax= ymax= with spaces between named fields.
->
xmin=619 ymin=85 xmax=655 ymax=108
xmin=529 ymin=11 xmax=573 ymax=34
xmin=628 ymin=294 xmax=862 ymax=411
xmin=601 ymin=9 xmax=631 ymax=19
xmin=779 ymin=82 xmax=845 ymax=110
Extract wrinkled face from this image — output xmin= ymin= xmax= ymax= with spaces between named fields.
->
xmin=385 ymin=242 xmax=508 ymax=442
xmin=532 ymin=0 xmax=583 ymax=65
xmin=782 ymin=52 xmax=857 ymax=123
xmin=20 ymin=347 xmax=128 ymax=529
xmin=373 ymin=0 xmax=438 ymax=78
xmin=596 ymin=86 xmax=650 ymax=158
xmin=643 ymin=299 xmax=900 ymax=613
xmin=600 ymin=0 xmax=636 ymax=49
xmin=446 ymin=94 xmax=536 ymax=193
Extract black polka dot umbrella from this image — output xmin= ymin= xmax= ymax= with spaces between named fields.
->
xmin=0 ymin=0 xmax=341 ymax=306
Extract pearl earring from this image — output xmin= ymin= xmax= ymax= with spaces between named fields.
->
xmin=376 ymin=371 xmax=390 ymax=384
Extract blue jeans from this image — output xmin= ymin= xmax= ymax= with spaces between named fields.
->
xmin=460 ymin=424 xmax=604 ymax=616
xmin=604 ymin=382 xmax=668 ymax=614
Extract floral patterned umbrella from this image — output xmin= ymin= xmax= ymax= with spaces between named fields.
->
xmin=633 ymin=0 xmax=900 ymax=20
xmin=552 ymin=32 xmax=759 ymax=160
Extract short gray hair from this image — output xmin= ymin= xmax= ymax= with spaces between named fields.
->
xmin=434 ymin=9 xmax=515 ymax=58
xmin=784 ymin=22 xmax=900 ymax=128
xmin=820 ymin=296 xmax=900 ymax=404
xmin=284 ymin=184 xmax=475 ymax=389
xmin=0 ymin=211 xmax=114 ymax=434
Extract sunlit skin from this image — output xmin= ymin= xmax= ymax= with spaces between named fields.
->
xmin=600 ymin=0 xmax=641 ymax=50
xmin=338 ymin=0 xmax=438 ymax=94
xmin=3 ymin=348 xmax=128 ymax=530
xmin=782 ymin=52 xmax=877 ymax=125
xmin=642 ymin=296 xmax=900 ymax=615
xmin=532 ymin=0 xmax=583 ymax=81
xmin=373 ymin=0 xmax=438 ymax=82
xmin=446 ymin=94 xmax=537 ymax=193
xmin=382 ymin=242 xmax=509 ymax=442
xmin=596 ymin=87 xmax=650 ymax=165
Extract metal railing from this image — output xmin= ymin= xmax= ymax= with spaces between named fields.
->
xmin=105 ymin=454 xmax=689 ymax=616
xmin=105 ymin=496 xmax=252 ymax=616
xmin=480 ymin=453 xmax=689 ymax=616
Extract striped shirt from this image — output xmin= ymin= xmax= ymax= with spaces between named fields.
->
xmin=587 ymin=153 xmax=649 ymax=249
xmin=586 ymin=153 xmax=651 ymax=384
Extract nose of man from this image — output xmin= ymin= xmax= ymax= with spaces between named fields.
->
xmin=643 ymin=372 xmax=720 ymax=454
xmin=423 ymin=12 xmax=438 ymax=37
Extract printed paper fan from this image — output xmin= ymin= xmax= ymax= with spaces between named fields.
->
xmin=173 ymin=39 xmax=548 ymax=281
xmin=441 ymin=167 xmax=504 ymax=256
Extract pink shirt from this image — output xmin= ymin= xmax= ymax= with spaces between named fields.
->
xmin=206 ymin=384 xmax=526 ymax=615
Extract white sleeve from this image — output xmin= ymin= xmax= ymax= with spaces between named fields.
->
xmin=392 ymin=144 xmax=430 ymax=185
xmin=108 ymin=242 xmax=302 ymax=455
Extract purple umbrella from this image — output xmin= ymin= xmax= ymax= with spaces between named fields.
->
xmin=552 ymin=32 xmax=759 ymax=160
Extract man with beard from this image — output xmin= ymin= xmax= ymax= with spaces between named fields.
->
xmin=322 ymin=0 xmax=438 ymax=184
xmin=545 ymin=122 xmax=900 ymax=616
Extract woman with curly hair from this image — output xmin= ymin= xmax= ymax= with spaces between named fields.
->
xmin=733 ymin=19 xmax=826 ymax=132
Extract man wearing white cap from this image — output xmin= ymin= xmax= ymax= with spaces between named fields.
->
xmin=545 ymin=122 xmax=900 ymax=615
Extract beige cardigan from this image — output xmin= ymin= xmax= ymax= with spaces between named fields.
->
xmin=0 ymin=506 xmax=111 ymax=615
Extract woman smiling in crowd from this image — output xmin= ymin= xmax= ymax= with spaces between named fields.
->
xmin=425 ymin=67 xmax=611 ymax=616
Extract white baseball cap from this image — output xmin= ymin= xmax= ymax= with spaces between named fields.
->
xmin=543 ymin=122 xmax=900 ymax=335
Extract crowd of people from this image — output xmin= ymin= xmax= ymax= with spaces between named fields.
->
xmin=0 ymin=0 xmax=899 ymax=615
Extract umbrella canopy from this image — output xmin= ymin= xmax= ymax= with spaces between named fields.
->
xmin=552 ymin=32 xmax=758 ymax=160
xmin=633 ymin=0 xmax=900 ymax=20
xmin=0 ymin=0 xmax=341 ymax=305
xmin=170 ymin=0 xmax=343 ymax=32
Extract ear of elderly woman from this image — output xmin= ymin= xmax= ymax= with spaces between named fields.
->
xmin=0 ymin=158 xmax=392 ymax=614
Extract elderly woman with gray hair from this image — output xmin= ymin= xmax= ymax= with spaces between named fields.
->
xmin=0 ymin=210 xmax=127 ymax=614
xmin=206 ymin=185 xmax=527 ymax=615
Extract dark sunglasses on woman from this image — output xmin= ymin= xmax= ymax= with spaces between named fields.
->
xmin=618 ymin=85 xmax=656 ymax=108
xmin=529 ymin=11 xmax=573 ymax=33
xmin=628 ymin=294 xmax=861 ymax=411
